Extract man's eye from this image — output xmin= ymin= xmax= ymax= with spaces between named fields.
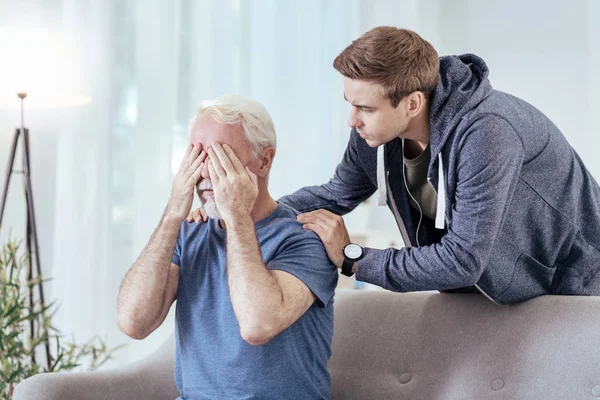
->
xmin=361 ymin=108 xmax=373 ymax=113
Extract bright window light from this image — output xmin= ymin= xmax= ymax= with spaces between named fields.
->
xmin=0 ymin=26 xmax=92 ymax=109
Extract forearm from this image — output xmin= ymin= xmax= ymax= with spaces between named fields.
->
xmin=355 ymin=242 xmax=481 ymax=293
xmin=278 ymin=171 xmax=375 ymax=215
xmin=279 ymin=184 xmax=357 ymax=215
xmin=226 ymin=216 xmax=283 ymax=339
xmin=117 ymin=211 xmax=180 ymax=333
xmin=279 ymin=129 xmax=376 ymax=215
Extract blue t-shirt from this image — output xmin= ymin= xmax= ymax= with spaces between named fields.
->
xmin=171 ymin=203 xmax=338 ymax=400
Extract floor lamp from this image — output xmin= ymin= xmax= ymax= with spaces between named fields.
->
xmin=0 ymin=90 xmax=91 ymax=370
xmin=0 ymin=26 xmax=92 ymax=369
xmin=0 ymin=92 xmax=50 ymax=366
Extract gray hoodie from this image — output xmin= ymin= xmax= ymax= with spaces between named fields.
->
xmin=279 ymin=54 xmax=600 ymax=304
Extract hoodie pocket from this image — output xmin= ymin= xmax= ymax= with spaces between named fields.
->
xmin=497 ymin=253 xmax=555 ymax=303
xmin=552 ymin=234 xmax=600 ymax=296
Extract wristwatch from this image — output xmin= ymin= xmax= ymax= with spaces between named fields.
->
xmin=342 ymin=243 xmax=363 ymax=277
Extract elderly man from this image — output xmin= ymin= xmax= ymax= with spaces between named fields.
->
xmin=117 ymin=95 xmax=338 ymax=400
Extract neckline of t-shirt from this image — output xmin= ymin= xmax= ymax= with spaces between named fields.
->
xmin=210 ymin=202 xmax=285 ymax=236
xmin=403 ymin=143 xmax=431 ymax=167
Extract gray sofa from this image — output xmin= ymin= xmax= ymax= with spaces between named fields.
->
xmin=13 ymin=290 xmax=600 ymax=400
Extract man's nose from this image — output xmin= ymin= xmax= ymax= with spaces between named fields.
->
xmin=348 ymin=108 xmax=362 ymax=128
xmin=200 ymin=155 xmax=210 ymax=179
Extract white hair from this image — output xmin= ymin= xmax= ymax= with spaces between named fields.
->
xmin=187 ymin=95 xmax=276 ymax=159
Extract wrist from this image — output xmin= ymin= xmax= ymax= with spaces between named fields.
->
xmin=164 ymin=200 xmax=188 ymax=220
xmin=341 ymin=243 xmax=363 ymax=277
xmin=163 ymin=207 xmax=185 ymax=224
xmin=335 ymin=253 xmax=345 ymax=269
xmin=224 ymin=213 xmax=253 ymax=229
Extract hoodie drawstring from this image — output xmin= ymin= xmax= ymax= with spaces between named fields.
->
xmin=376 ymin=144 xmax=387 ymax=206
xmin=435 ymin=152 xmax=446 ymax=230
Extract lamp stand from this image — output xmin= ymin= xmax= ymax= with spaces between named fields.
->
xmin=0 ymin=92 xmax=51 ymax=368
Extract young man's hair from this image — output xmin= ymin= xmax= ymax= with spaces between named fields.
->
xmin=333 ymin=26 xmax=440 ymax=107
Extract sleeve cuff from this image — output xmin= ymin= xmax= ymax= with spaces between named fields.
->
xmin=354 ymin=247 xmax=389 ymax=289
xmin=268 ymin=265 xmax=334 ymax=308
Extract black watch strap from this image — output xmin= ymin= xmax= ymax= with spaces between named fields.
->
xmin=341 ymin=258 xmax=355 ymax=277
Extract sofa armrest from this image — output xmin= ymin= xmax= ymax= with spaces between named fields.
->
xmin=13 ymin=334 xmax=178 ymax=400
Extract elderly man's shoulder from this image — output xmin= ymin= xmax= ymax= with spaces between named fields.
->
xmin=266 ymin=204 xmax=322 ymax=242
xmin=266 ymin=205 xmax=336 ymax=272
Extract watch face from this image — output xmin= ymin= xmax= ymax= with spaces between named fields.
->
xmin=344 ymin=243 xmax=362 ymax=260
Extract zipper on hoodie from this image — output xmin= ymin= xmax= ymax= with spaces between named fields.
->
xmin=426 ymin=175 xmax=499 ymax=305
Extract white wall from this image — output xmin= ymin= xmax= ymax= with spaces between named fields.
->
xmin=435 ymin=0 xmax=599 ymax=177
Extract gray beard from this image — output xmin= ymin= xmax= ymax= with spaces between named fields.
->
xmin=196 ymin=187 xmax=223 ymax=220
xmin=202 ymin=199 xmax=222 ymax=220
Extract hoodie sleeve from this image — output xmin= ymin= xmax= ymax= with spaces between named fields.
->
xmin=355 ymin=117 xmax=524 ymax=292
xmin=278 ymin=129 xmax=377 ymax=215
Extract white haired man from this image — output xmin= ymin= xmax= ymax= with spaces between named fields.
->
xmin=117 ymin=95 xmax=338 ymax=400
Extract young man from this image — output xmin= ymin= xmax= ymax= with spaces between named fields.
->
xmin=117 ymin=95 xmax=337 ymax=399
xmin=190 ymin=27 xmax=600 ymax=305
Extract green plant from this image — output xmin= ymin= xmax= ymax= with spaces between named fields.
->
xmin=0 ymin=239 xmax=124 ymax=399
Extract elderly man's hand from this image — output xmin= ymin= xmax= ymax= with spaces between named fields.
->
xmin=166 ymin=144 xmax=206 ymax=221
xmin=207 ymin=142 xmax=258 ymax=223
xmin=296 ymin=209 xmax=351 ymax=269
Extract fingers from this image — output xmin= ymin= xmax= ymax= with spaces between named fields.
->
xmin=196 ymin=208 xmax=208 ymax=222
xmin=186 ymin=150 xmax=206 ymax=185
xmin=178 ymin=143 xmax=202 ymax=177
xmin=298 ymin=208 xmax=337 ymax=221
xmin=209 ymin=143 xmax=238 ymax=175
xmin=186 ymin=208 xmax=207 ymax=223
xmin=207 ymin=149 xmax=226 ymax=181
xmin=186 ymin=144 xmax=202 ymax=167
xmin=179 ymin=143 xmax=193 ymax=169
xmin=222 ymin=144 xmax=245 ymax=175
xmin=297 ymin=209 xmax=340 ymax=228
xmin=297 ymin=212 xmax=330 ymax=228
xmin=208 ymin=158 xmax=220 ymax=183
xmin=245 ymin=166 xmax=257 ymax=186
xmin=301 ymin=222 xmax=327 ymax=239
xmin=186 ymin=149 xmax=206 ymax=172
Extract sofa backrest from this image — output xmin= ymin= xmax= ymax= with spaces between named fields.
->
xmin=329 ymin=290 xmax=600 ymax=400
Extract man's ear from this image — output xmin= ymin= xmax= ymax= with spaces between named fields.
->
xmin=406 ymin=91 xmax=426 ymax=117
xmin=256 ymin=146 xmax=276 ymax=178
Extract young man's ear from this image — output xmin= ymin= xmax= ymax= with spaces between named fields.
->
xmin=406 ymin=91 xmax=426 ymax=116
xmin=256 ymin=146 xmax=276 ymax=178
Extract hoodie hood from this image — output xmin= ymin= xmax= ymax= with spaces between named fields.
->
xmin=429 ymin=54 xmax=493 ymax=159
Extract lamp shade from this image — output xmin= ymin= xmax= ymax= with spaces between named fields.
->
xmin=0 ymin=27 xmax=92 ymax=109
